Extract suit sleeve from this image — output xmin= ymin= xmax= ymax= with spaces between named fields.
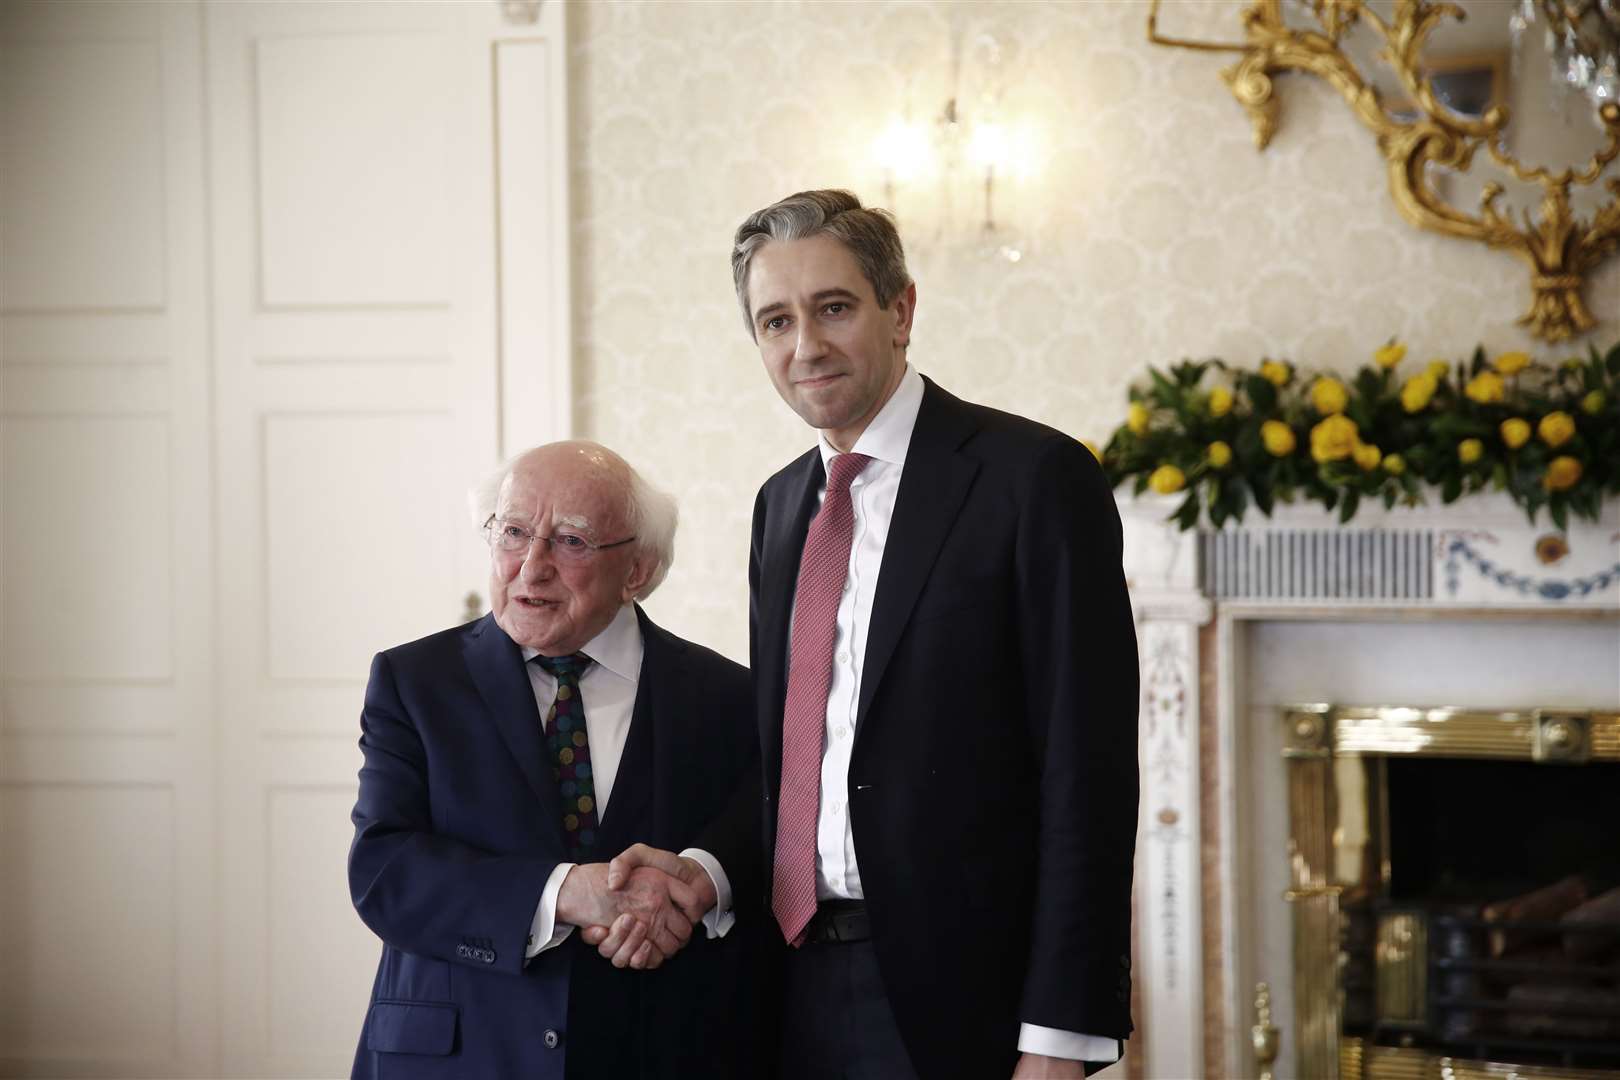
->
xmin=691 ymin=486 xmax=770 ymax=906
xmin=348 ymin=649 xmax=558 ymax=975
xmin=1013 ymin=435 xmax=1139 ymax=1036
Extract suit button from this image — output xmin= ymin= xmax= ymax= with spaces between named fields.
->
xmin=543 ymin=1029 xmax=561 ymax=1049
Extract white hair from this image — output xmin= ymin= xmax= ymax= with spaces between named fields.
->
xmin=469 ymin=444 xmax=678 ymax=602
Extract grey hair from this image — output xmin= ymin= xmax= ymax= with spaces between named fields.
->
xmin=468 ymin=445 xmax=679 ymax=602
xmin=731 ymin=189 xmax=911 ymax=339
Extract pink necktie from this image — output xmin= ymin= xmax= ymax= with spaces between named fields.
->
xmin=773 ymin=452 xmax=871 ymax=947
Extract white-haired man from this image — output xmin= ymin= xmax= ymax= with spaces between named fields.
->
xmin=348 ymin=441 xmax=764 ymax=1079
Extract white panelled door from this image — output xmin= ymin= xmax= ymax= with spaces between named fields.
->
xmin=1 ymin=1 xmax=569 ymax=1075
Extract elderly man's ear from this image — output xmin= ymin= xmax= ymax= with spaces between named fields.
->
xmin=619 ymin=556 xmax=653 ymax=604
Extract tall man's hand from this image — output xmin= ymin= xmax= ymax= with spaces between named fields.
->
xmin=1010 ymin=1053 xmax=1088 ymax=1079
xmin=556 ymin=861 xmax=697 ymax=969
xmin=578 ymin=843 xmax=718 ymax=969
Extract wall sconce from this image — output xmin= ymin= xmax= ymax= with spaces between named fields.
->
xmin=873 ymin=27 xmax=1035 ymax=263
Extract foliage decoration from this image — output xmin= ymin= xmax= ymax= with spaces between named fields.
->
xmin=1101 ymin=339 xmax=1620 ymax=531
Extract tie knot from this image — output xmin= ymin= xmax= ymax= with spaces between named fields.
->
xmin=532 ymin=652 xmax=592 ymax=679
xmin=825 ymin=453 xmax=871 ymax=496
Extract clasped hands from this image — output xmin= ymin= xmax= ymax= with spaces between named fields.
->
xmin=555 ymin=843 xmax=712 ymax=970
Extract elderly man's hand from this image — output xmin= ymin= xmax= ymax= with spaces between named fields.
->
xmin=556 ymin=862 xmax=697 ymax=969
xmin=578 ymin=843 xmax=718 ymax=969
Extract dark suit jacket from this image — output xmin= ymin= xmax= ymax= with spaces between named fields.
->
xmin=348 ymin=606 xmax=763 ymax=1080
xmin=713 ymin=377 xmax=1139 ymax=1080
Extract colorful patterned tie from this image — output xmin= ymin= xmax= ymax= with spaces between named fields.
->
xmin=532 ymin=653 xmax=598 ymax=859
xmin=773 ymin=452 xmax=871 ymax=947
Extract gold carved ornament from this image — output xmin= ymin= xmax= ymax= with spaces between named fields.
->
xmin=1147 ymin=0 xmax=1620 ymax=343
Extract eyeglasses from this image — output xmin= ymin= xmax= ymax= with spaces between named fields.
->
xmin=484 ymin=515 xmax=637 ymax=563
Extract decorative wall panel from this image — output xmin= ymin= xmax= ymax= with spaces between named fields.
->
xmin=1 ymin=416 xmax=172 ymax=680
xmin=254 ymin=33 xmax=452 ymax=308
xmin=0 ymin=783 xmax=176 ymax=1061
xmin=0 ymin=37 xmax=166 ymax=312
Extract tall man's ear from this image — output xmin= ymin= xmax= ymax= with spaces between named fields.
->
xmin=891 ymin=282 xmax=918 ymax=348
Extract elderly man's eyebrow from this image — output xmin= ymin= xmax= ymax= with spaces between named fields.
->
xmin=553 ymin=513 xmax=593 ymax=533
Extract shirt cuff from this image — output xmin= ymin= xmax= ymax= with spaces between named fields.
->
xmin=525 ymin=862 xmax=577 ymax=960
xmin=1017 ymin=1023 xmax=1120 ymax=1063
xmin=678 ymin=847 xmax=734 ymax=938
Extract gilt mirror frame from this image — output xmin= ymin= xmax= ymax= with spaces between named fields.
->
xmin=1147 ymin=0 xmax=1620 ymax=343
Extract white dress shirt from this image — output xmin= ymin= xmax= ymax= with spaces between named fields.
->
xmin=522 ymin=603 xmax=733 ymax=957
xmin=522 ymin=603 xmax=642 ymax=957
xmin=805 ymin=364 xmax=1118 ymax=1064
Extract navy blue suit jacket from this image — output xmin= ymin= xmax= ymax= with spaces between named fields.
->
xmin=348 ymin=606 xmax=762 ymax=1079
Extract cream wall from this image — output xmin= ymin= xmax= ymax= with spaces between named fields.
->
xmin=567 ymin=0 xmax=1620 ymax=663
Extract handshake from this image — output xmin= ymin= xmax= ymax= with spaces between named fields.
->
xmin=555 ymin=843 xmax=714 ymax=971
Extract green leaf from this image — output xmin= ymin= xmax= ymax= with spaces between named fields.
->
xmin=1551 ymin=497 xmax=1569 ymax=532
xmin=1172 ymin=492 xmax=1201 ymax=531
xmin=1245 ymin=375 xmax=1278 ymax=412
xmin=1383 ymin=486 xmax=1398 ymax=509
xmin=1250 ymin=474 xmax=1275 ymax=516
xmin=1442 ymin=474 xmax=1463 ymax=502
xmin=1605 ymin=341 xmax=1620 ymax=377
xmin=1338 ymin=489 xmax=1360 ymax=524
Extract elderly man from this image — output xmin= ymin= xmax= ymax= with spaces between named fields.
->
xmin=607 ymin=190 xmax=1140 ymax=1079
xmin=348 ymin=441 xmax=761 ymax=1080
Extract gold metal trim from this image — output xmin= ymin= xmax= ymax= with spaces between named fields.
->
xmin=1374 ymin=912 xmax=1426 ymax=1025
xmin=1146 ymin=0 xmax=1620 ymax=342
xmin=1283 ymin=704 xmax=1620 ymax=1079
xmin=1353 ymin=1041 xmax=1620 ymax=1079
xmin=1318 ymin=706 xmax=1619 ymax=762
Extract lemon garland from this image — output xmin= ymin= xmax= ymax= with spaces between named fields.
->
xmin=1099 ymin=340 xmax=1620 ymax=531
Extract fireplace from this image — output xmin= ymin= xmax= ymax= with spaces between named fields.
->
xmin=1116 ymin=492 xmax=1620 ymax=1079
xmin=1283 ymin=705 xmax=1620 ymax=1079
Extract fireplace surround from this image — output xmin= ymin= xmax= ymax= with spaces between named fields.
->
xmin=1119 ymin=494 xmax=1620 ymax=1079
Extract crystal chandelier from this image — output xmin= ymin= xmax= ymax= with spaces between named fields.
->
xmin=1512 ymin=0 xmax=1620 ymax=110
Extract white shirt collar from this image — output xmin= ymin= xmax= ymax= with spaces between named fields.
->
xmin=520 ymin=602 xmax=642 ymax=684
xmin=816 ymin=362 xmax=924 ymax=471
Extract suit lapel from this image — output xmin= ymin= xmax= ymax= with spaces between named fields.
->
xmin=635 ymin=607 xmax=693 ymax=850
xmin=856 ymin=378 xmax=980 ymax=730
xmin=758 ymin=448 xmax=823 ymax=794
xmin=462 ymin=614 xmax=565 ymax=843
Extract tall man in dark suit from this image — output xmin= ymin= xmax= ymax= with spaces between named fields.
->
xmin=347 ymin=441 xmax=761 ymax=1080
xmin=605 ymin=190 xmax=1140 ymax=1078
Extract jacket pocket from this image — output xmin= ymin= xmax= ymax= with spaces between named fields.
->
xmin=366 ymin=1000 xmax=459 ymax=1055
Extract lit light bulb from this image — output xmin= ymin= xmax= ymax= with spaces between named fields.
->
xmin=872 ymin=118 xmax=933 ymax=183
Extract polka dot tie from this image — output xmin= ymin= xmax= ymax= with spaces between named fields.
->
xmin=773 ymin=452 xmax=871 ymax=947
xmin=532 ymin=652 xmax=598 ymax=860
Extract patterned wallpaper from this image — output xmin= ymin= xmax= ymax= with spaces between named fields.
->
xmin=566 ymin=0 xmax=1620 ymax=662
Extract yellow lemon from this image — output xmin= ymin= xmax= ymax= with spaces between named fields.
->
xmin=1544 ymin=455 xmax=1582 ymax=491
xmin=1458 ymin=438 xmax=1484 ymax=465
xmin=1208 ymin=386 xmax=1233 ymax=417
xmin=1260 ymin=360 xmax=1291 ymax=387
xmin=1401 ymin=373 xmax=1438 ymax=413
xmin=1538 ymin=410 xmax=1575 ymax=448
xmin=1374 ymin=342 xmax=1406 ymax=369
xmin=1126 ymin=401 xmax=1149 ymax=436
xmin=1261 ymin=420 xmax=1296 ymax=456
xmin=1353 ymin=442 xmax=1382 ymax=471
xmin=1464 ymin=371 xmax=1505 ymax=404
xmin=1148 ymin=464 xmax=1186 ymax=494
xmin=1499 ymin=417 xmax=1531 ymax=449
xmin=1382 ymin=453 xmax=1406 ymax=475
xmin=1309 ymin=414 xmax=1360 ymax=462
xmin=1310 ymin=377 xmax=1349 ymax=415
xmin=1493 ymin=351 xmax=1531 ymax=375
xmin=1207 ymin=441 xmax=1232 ymax=468
xmin=1426 ymin=359 xmax=1450 ymax=380
xmin=1581 ymin=390 xmax=1606 ymax=415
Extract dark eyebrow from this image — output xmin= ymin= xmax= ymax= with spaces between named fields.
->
xmin=753 ymin=300 xmax=787 ymax=325
xmin=812 ymin=288 xmax=860 ymax=306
